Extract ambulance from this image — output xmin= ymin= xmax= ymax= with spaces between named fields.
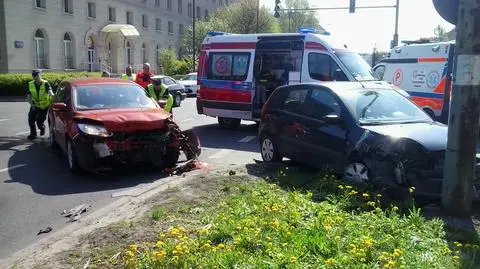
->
xmin=196 ymin=28 xmax=403 ymax=129
xmin=373 ymin=40 xmax=455 ymax=123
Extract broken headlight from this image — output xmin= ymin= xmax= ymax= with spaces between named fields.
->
xmin=77 ymin=123 xmax=112 ymax=138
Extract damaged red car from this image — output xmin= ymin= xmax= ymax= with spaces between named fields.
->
xmin=48 ymin=78 xmax=200 ymax=174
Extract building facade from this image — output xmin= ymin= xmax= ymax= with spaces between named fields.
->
xmin=0 ymin=0 xmax=233 ymax=74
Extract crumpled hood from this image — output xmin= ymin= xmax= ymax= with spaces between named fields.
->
xmin=74 ymin=108 xmax=171 ymax=132
xmin=362 ymin=122 xmax=448 ymax=151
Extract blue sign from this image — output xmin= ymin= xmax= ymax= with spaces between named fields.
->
xmin=14 ymin=41 xmax=24 ymax=48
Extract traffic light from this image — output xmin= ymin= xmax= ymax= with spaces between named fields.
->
xmin=274 ymin=0 xmax=281 ymax=18
xmin=349 ymin=0 xmax=355 ymax=13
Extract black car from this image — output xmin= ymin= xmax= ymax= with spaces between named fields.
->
xmin=259 ymin=82 xmax=460 ymax=186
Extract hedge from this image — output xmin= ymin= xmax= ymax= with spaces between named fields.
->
xmin=0 ymin=72 xmax=101 ymax=96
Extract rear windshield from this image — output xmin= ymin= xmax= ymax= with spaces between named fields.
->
xmin=74 ymin=84 xmax=157 ymax=111
xmin=208 ymin=52 xmax=251 ymax=81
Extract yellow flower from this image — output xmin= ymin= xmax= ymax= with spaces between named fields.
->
xmin=453 ymin=255 xmax=460 ymax=262
xmin=155 ymin=241 xmax=165 ymax=248
xmin=363 ymin=237 xmax=374 ymax=248
xmin=454 ymin=241 xmax=462 ymax=248
xmin=392 ymin=206 xmax=399 ymax=211
xmin=125 ymin=250 xmax=135 ymax=258
xmin=367 ymin=201 xmax=376 ymax=207
xmin=203 ymin=243 xmax=211 ymax=249
xmin=393 ymin=248 xmax=402 ymax=257
xmin=129 ymin=244 xmax=138 ymax=253
xmin=217 ymin=243 xmax=225 ymax=249
xmin=338 ymin=185 xmax=344 ymax=190
xmin=349 ymin=190 xmax=358 ymax=195
xmin=362 ymin=193 xmax=370 ymax=199
xmin=346 ymin=185 xmax=353 ymax=189
xmin=290 ymin=256 xmax=297 ymax=263
xmin=325 ymin=258 xmax=335 ymax=266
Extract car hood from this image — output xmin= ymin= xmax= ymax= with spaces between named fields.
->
xmin=74 ymin=108 xmax=171 ymax=133
xmin=179 ymin=80 xmax=197 ymax=86
xmin=362 ymin=122 xmax=448 ymax=151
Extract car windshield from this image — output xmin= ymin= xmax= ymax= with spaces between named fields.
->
xmin=182 ymin=74 xmax=197 ymax=80
xmin=336 ymin=51 xmax=376 ymax=81
xmin=74 ymin=84 xmax=158 ymax=111
xmin=338 ymin=89 xmax=432 ymax=125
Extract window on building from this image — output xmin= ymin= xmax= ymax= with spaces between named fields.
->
xmin=179 ymin=24 xmax=184 ymax=35
xmin=167 ymin=0 xmax=172 ymax=11
xmin=63 ymin=33 xmax=73 ymax=69
xmin=87 ymin=2 xmax=96 ymax=18
xmin=188 ymin=3 xmax=192 ymax=17
xmin=196 ymin=6 xmax=201 ymax=19
xmin=204 ymin=10 xmax=209 ymax=19
xmin=219 ymin=0 xmax=223 ymax=6
xmin=178 ymin=0 xmax=183 ymax=13
xmin=34 ymin=29 xmax=46 ymax=69
xmin=142 ymin=14 xmax=148 ymax=28
xmin=108 ymin=7 xmax=116 ymax=22
xmin=156 ymin=18 xmax=162 ymax=31
xmin=155 ymin=0 xmax=160 ymax=6
xmin=168 ymin=21 xmax=173 ymax=34
xmin=63 ymin=0 xmax=73 ymax=14
xmin=126 ymin=11 xmax=133 ymax=25
xmin=156 ymin=44 xmax=161 ymax=67
xmin=142 ymin=43 xmax=147 ymax=63
xmin=35 ymin=0 xmax=46 ymax=9
xmin=126 ymin=41 xmax=132 ymax=66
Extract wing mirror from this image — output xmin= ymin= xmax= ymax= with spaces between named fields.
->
xmin=322 ymin=113 xmax=341 ymax=124
xmin=52 ymin=102 xmax=67 ymax=111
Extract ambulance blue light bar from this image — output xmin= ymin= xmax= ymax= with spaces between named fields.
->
xmin=297 ymin=28 xmax=317 ymax=34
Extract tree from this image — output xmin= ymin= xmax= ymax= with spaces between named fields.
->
xmin=433 ymin=25 xmax=450 ymax=42
xmin=276 ymin=0 xmax=321 ymax=33
xmin=182 ymin=0 xmax=280 ymax=57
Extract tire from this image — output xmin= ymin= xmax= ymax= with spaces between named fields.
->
xmin=174 ymin=94 xmax=182 ymax=107
xmin=218 ymin=117 xmax=241 ymax=129
xmin=260 ymin=135 xmax=281 ymax=163
xmin=343 ymin=160 xmax=371 ymax=184
xmin=163 ymin=147 xmax=180 ymax=169
xmin=67 ymin=139 xmax=82 ymax=175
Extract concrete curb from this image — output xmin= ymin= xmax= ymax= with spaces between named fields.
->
xmin=0 ymin=168 xmax=207 ymax=269
xmin=0 ymin=97 xmax=27 ymax=102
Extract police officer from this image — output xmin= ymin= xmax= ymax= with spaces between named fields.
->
xmin=121 ymin=66 xmax=136 ymax=81
xmin=26 ymin=70 xmax=54 ymax=140
xmin=146 ymin=78 xmax=174 ymax=113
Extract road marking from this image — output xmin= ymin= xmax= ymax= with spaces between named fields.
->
xmin=14 ymin=131 xmax=30 ymax=136
xmin=0 ymin=164 xmax=26 ymax=173
xmin=181 ymin=118 xmax=194 ymax=123
xmin=208 ymin=149 xmax=231 ymax=159
xmin=0 ymin=119 xmax=9 ymax=122
xmin=238 ymin=136 xmax=256 ymax=143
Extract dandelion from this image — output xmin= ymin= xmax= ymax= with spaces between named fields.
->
xmin=325 ymin=258 xmax=335 ymax=266
xmin=129 ymin=244 xmax=138 ymax=253
xmin=155 ymin=241 xmax=165 ymax=248
xmin=392 ymin=206 xmax=399 ymax=211
xmin=393 ymin=248 xmax=402 ymax=257
xmin=290 ymin=256 xmax=297 ymax=263
xmin=217 ymin=243 xmax=225 ymax=249
xmin=362 ymin=193 xmax=370 ymax=199
xmin=363 ymin=237 xmax=374 ymax=248
xmin=338 ymin=185 xmax=344 ymax=190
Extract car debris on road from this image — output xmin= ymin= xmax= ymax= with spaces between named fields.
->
xmin=62 ymin=204 xmax=91 ymax=223
xmin=37 ymin=226 xmax=52 ymax=236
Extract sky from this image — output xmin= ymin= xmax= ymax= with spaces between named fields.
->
xmin=259 ymin=0 xmax=455 ymax=53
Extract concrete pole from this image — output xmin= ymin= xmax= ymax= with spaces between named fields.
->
xmin=442 ymin=0 xmax=480 ymax=217
xmin=192 ymin=0 xmax=196 ymax=72
xmin=391 ymin=0 xmax=400 ymax=48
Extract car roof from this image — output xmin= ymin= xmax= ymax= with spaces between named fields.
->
xmin=68 ymin=78 xmax=136 ymax=87
xmin=152 ymin=75 xmax=170 ymax=79
xmin=281 ymin=81 xmax=397 ymax=94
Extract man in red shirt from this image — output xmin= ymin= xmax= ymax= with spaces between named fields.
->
xmin=135 ymin=62 xmax=154 ymax=89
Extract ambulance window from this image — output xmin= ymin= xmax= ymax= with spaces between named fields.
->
xmin=308 ymin=53 xmax=348 ymax=82
xmin=208 ymin=52 xmax=251 ymax=81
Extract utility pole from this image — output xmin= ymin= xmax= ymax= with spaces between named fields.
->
xmin=256 ymin=0 xmax=259 ymax=33
xmin=442 ymin=0 xmax=480 ymax=217
xmin=192 ymin=0 xmax=196 ymax=72
xmin=391 ymin=0 xmax=400 ymax=48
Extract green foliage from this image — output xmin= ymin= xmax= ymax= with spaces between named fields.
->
xmin=122 ymin=174 xmax=474 ymax=268
xmin=157 ymin=48 xmax=191 ymax=76
xmin=0 ymin=72 xmax=101 ymax=96
xmin=276 ymin=0 xmax=322 ymax=33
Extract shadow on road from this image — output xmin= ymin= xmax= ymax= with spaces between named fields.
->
xmin=2 ymin=136 xmax=166 ymax=196
xmin=192 ymin=123 xmax=259 ymax=153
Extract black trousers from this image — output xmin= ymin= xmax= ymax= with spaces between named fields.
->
xmin=28 ymin=106 xmax=48 ymax=135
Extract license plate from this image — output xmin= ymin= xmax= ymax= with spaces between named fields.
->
xmin=93 ymin=143 xmax=113 ymax=158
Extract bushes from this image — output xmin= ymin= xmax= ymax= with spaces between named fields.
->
xmin=0 ymin=72 xmax=101 ymax=96
xmin=157 ymin=48 xmax=193 ymax=77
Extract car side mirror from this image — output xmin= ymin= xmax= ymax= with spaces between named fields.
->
xmin=322 ymin=113 xmax=341 ymax=124
xmin=52 ymin=102 xmax=67 ymax=111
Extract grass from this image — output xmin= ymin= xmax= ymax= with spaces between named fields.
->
xmin=50 ymin=165 xmax=480 ymax=269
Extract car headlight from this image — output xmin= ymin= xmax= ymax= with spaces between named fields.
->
xmin=77 ymin=123 xmax=112 ymax=137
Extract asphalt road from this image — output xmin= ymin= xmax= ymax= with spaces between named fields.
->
xmin=0 ymin=98 xmax=261 ymax=260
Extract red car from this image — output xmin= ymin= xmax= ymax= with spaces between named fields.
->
xmin=48 ymin=78 xmax=200 ymax=174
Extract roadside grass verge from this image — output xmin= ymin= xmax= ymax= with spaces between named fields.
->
xmin=51 ymin=165 xmax=480 ymax=269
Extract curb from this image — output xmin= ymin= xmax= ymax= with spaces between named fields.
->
xmin=0 ymin=97 xmax=27 ymax=102
xmin=0 ymin=168 xmax=207 ymax=269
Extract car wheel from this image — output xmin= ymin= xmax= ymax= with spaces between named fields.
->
xmin=218 ymin=117 xmax=241 ymax=129
xmin=344 ymin=161 xmax=371 ymax=183
xmin=260 ymin=135 xmax=281 ymax=163
xmin=67 ymin=139 xmax=82 ymax=175
xmin=163 ymin=147 xmax=180 ymax=169
xmin=174 ymin=94 xmax=182 ymax=107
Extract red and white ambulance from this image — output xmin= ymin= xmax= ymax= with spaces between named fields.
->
xmin=196 ymin=28 xmax=400 ymax=129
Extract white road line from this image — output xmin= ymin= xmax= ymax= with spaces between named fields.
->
xmin=14 ymin=131 xmax=30 ymax=136
xmin=0 ymin=164 xmax=26 ymax=174
xmin=180 ymin=118 xmax=194 ymax=123
xmin=0 ymin=119 xmax=10 ymax=122
xmin=238 ymin=136 xmax=256 ymax=143
xmin=208 ymin=149 xmax=232 ymax=159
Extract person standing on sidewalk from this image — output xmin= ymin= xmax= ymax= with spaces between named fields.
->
xmin=26 ymin=70 xmax=54 ymax=140
xmin=121 ymin=66 xmax=136 ymax=81
xmin=135 ymin=62 xmax=154 ymax=89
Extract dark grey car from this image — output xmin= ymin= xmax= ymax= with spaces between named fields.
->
xmin=152 ymin=75 xmax=187 ymax=107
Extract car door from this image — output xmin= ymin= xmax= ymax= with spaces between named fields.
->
xmin=301 ymin=87 xmax=348 ymax=170
xmin=274 ymin=86 xmax=312 ymax=160
xmin=51 ymin=83 xmax=68 ymax=150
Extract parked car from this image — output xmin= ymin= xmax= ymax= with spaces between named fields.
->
xmin=258 ymin=81 xmax=479 ymax=187
xmin=48 ymin=78 xmax=200 ymax=174
xmin=151 ymin=75 xmax=187 ymax=107
xmin=178 ymin=72 xmax=198 ymax=97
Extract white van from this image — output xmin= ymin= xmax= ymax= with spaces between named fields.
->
xmin=196 ymin=28 xmax=405 ymax=128
xmin=373 ymin=40 xmax=455 ymax=123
